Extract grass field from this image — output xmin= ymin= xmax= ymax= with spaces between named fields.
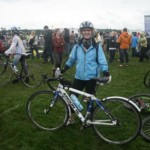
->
xmin=0 ymin=53 xmax=150 ymax=150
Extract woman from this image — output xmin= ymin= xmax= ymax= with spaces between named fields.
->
xmin=52 ymin=28 xmax=65 ymax=69
xmin=28 ymin=31 xmax=40 ymax=59
xmin=108 ymin=31 xmax=117 ymax=63
xmin=139 ymin=32 xmax=148 ymax=62
xmin=62 ymin=21 xmax=111 ymax=125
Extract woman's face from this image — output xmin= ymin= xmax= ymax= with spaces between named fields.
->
xmin=81 ymin=28 xmax=93 ymax=39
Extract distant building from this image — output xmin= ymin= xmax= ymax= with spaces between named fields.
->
xmin=144 ymin=15 xmax=150 ymax=35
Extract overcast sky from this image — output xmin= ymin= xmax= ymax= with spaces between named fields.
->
xmin=0 ymin=0 xmax=150 ymax=30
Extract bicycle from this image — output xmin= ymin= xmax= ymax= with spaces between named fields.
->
xmin=128 ymin=94 xmax=150 ymax=113
xmin=0 ymin=52 xmax=6 ymax=63
xmin=141 ymin=116 xmax=150 ymax=142
xmin=0 ymin=54 xmax=43 ymax=88
xmin=144 ymin=70 xmax=150 ymax=88
xmin=26 ymin=73 xmax=142 ymax=145
xmin=128 ymin=94 xmax=150 ymax=142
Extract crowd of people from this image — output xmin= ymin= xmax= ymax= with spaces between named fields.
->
xmin=0 ymin=24 xmax=150 ymax=73
xmin=0 ymin=21 xmax=150 ymax=125
xmin=0 ymin=25 xmax=150 ymax=70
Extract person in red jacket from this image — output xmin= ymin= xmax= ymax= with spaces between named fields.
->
xmin=117 ymin=28 xmax=131 ymax=67
xmin=0 ymin=40 xmax=5 ymax=53
xmin=52 ymin=28 xmax=65 ymax=69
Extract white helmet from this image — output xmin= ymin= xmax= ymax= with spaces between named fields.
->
xmin=79 ymin=21 xmax=94 ymax=31
xmin=11 ymin=27 xmax=19 ymax=34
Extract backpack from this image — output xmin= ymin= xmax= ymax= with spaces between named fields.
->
xmin=29 ymin=36 xmax=35 ymax=46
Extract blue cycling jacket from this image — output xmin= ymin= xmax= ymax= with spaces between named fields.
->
xmin=65 ymin=43 xmax=108 ymax=80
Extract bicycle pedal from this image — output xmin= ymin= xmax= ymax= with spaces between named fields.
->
xmin=80 ymin=126 xmax=84 ymax=131
xmin=80 ymin=124 xmax=91 ymax=131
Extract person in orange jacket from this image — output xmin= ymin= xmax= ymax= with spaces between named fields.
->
xmin=117 ymin=28 xmax=131 ymax=66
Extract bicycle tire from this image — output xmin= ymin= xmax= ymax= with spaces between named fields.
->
xmin=0 ymin=63 xmax=13 ymax=86
xmin=92 ymin=97 xmax=141 ymax=144
xmin=22 ymin=63 xmax=43 ymax=88
xmin=26 ymin=90 xmax=69 ymax=131
xmin=128 ymin=94 xmax=150 ymax=115
xmin=140 ymin=116 xmax=150 ymax=142
xmin=0 ymin=54 xmax=6 ymax=64
xmin=144 ymin=70 xmax=150 ymax=88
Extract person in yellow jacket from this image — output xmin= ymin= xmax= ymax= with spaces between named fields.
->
xmin=117 ymin=28 xmax=131 ymax=67
xmin=138 ymin=32 xmax=148 ymax=62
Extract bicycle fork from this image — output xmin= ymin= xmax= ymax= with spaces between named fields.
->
xmin=43 ymin=91 xmax=59 ymax=114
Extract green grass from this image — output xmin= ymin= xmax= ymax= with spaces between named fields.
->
xmin=0 ymin=54 xmax=150 ymax=150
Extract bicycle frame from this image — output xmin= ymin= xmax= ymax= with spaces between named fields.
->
xmin=1 ymin=56 xmax=16 ymax=74
xmin=3 ymin=55 xmax=30 ymax=77
xmin=53 ymin=83 xmax=86 ymax=123
xmin=50 ymin=82 xmax=141 ymax=126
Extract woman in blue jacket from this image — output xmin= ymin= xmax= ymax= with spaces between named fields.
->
xmin=62 ymin=21 xmax=111 ymax=125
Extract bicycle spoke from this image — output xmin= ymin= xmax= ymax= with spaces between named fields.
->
xmin=26 ymin=90 xmax=69 ymax=131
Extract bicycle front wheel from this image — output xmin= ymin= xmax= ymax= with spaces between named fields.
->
xmin=144 ymin=70 xmax=150 ymax=88
xmin=22 ymin=63 xmax=43 ymax=88
xmin=0 ymin=63 xmax=13 ymax=86
xmin=140 ymin=116 xmax=150 ymax=142
xmin=26 ymin=90 xmax=69 ymax=131
xmin=92 ymin=97 xmax=141 ymax=145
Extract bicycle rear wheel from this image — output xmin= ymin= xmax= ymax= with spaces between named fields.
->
xmin=22 ymin=63 xmax=43 ymax=88
xmin=140 ymin=116 xmax=150 ymax=142
xmin=26 ymin=90 xmax=69 ymax=131
xmin=92 ymin=97 xmax=141 ymax=144
xmin=144 ymin=70 xmax=150 ymax=88
xmin=0 ymin=63 xmax=13 ymax=86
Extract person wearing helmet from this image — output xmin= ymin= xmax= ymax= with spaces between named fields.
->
xmin=5 ymin=27 xmax=29 ymax=83
xmin=61 ymin=21 xmax=111 ymax=125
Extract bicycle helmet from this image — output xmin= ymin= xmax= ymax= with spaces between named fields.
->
xmin=79 ymin=21 xmax=94 ymax=31
xmin=11 ymin=27 xmax=19 ymax=34
xmin=44 ymin=25 xmax=49 ymax=29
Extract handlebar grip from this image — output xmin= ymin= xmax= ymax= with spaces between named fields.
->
xmin=91 ymin=77 xmax=109 ymax=83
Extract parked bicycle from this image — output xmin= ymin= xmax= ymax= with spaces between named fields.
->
xmin=144 ymin=70 xmax=150 ymax=88
xmin=0 ymin=52 xmax=6 ymax=63
xmin=141 ymin=116 xmax=150 ymax=142
xmin=26 ymin=73 xmax=142 ymax=145
xmin=128 ymin=94 xmax=150 ymax=142
xmin=128 ymin=94 xmax=150 ymax=113
xmin=0 ymin=54 xmax=43 ymax=88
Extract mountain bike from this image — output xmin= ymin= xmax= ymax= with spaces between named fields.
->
xmin=144 ymin=70 xmax=150 ymax=88
xmin=0 ymin=54 xmax=43 ymax=88
xmin=26 ymin=74 xmax=142 ymax=145
xmin=128 ymin=94 xmax=150 ymax=142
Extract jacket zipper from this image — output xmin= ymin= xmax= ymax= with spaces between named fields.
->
xmin=83 ymin=51 xmax=86 ymax=79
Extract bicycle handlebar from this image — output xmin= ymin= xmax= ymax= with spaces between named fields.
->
xmin=91 ymin=77 xmax=109 ymax=83
xmin=42 ymin=74 xmax=109 ymax=91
